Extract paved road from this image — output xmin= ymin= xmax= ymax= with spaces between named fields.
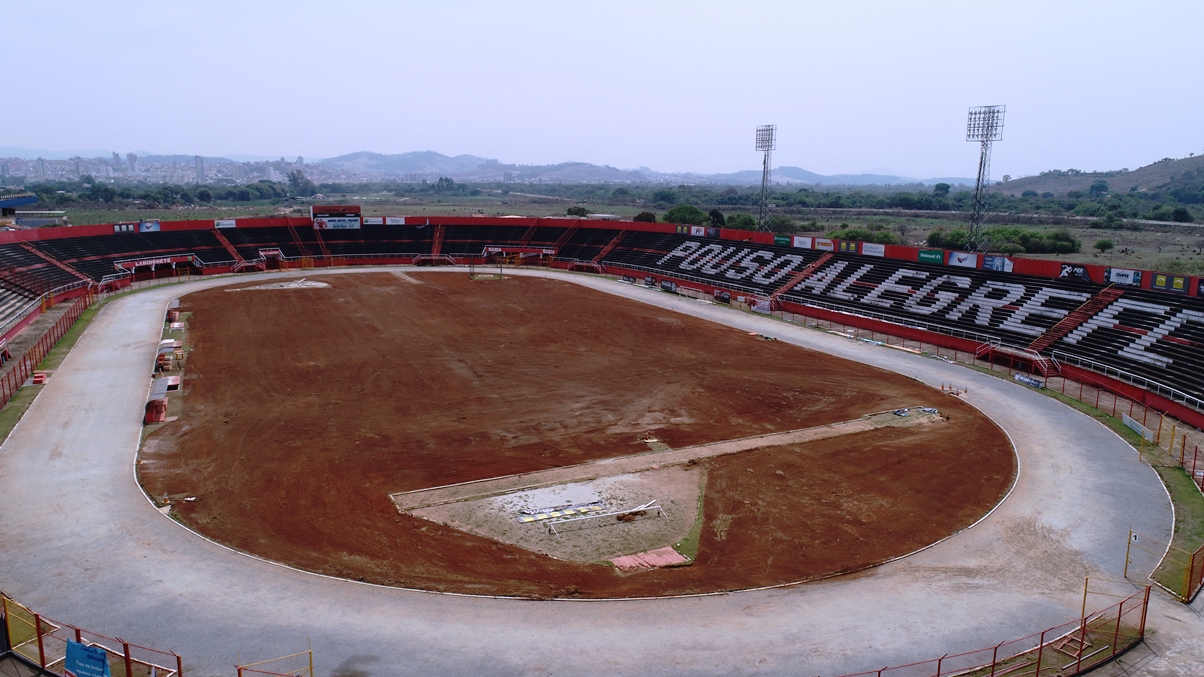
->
xmin=0 ymin=268 xmax=1192 ymax=677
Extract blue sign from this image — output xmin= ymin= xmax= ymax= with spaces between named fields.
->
xmin=65 ymin=641 xmax=111 ymax=677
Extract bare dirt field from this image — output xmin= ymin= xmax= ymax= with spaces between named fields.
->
xmin=137 ymin=272 xmax=1014 ymax=598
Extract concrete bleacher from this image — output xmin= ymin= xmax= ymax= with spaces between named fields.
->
xmin=0 ymin=244 xmax=82 ymax=293
xmin=2 ymin=221 xmax=1202 ymax=403
xmin=601 ymin=231 xmax=1204 ymax=399
xmin=1057 ymin=290 xmax=1204 ymax=398
xmin=440 ymin=225 xmax=530 ymax=255
xmin=556 ymin=228 xmax=623 ymax=261
xmin=0 ymin=285 xmax=37 ymax=331
xmin=31 ymin=230 xmax=229 ymax=280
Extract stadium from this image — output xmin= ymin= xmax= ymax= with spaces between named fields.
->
xmin=0 ymin=211 xmax=1202 ymax=676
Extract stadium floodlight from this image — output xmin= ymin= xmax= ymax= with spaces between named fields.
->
xmin=756 ymin=125 xmax=776 ymax=230
xmin=965 ymin=105 xmax=1005 ymax=253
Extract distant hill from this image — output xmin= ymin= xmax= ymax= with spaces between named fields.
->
xmin=999 ymin=155 xmax=1204 ymax=196
xmin=316 ymin=151 xmax=973 ymax=186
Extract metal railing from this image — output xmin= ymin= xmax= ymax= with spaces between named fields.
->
xmin=1052 ymin=350 xmax=1204 ymax=414
xmin=0 ymin=279 xmax=92 ymax=339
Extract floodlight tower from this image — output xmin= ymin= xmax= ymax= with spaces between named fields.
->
xmin=965 ymin=105 xmax=1005 ymax=252
xmin=756 ymin=124 xmax=776 ymax=230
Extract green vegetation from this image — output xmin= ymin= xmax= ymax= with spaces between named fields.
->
xmin=661 ymin=204 xmax=708 ymax=225
xmin=39 ymin=305 xmax=101 ymax=371
xmin=1151 ymin=467 xmax=1204 ymax=597
xmin=826 ymin=224 xmax=901 ymax=245
xmin=928 ymin=226 xmax=1081 ymax=253
xmin=0 ymin=385 xmax=43 ymax=444
xmin=673 ymin=478 xmax=707 ymax=562
xmin=724 ymin=213 xmax=757 ymax=230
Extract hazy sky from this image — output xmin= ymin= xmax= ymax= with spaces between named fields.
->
xmin=7 ymin=0 xmax=1203 ymax=178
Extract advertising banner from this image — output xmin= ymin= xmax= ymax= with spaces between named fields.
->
xmin=65 ymin=640 xmax=111 ymax=677
xmin=861 ymin=242 xmax=886 ymax=257
xmin=139 ymin=220 xmax=160 ymax=233
xmin=1106 ymin=267 xmax=1141 ymax=285
xmin=385 ymin=216 xmax=407 ymax=225
xmin=214 ymin=219 xmax=237 ymax=229
xmin=774 ymin=235 xmax=791 ymax=246
xmin=659 ymin=279 xmax=677 ymax=293
xmin=362 ymin=217 xmax=384 ymax=225
xmin=621 ymin=275 xmax=637 ymax=284
xmin=312 ymin=205 xmax=362 ymax=229
xmin=815 ymin=238 xmax=835 ymax=251
xmin=690 ymin=226 xmax=706 ymax=237
xmin=1059 ymin=263 xmax=1092 ymax=282
xmin=713 ymin=289 xmax=731 ymax=304
xmin=918 ymin=249 xmax=944 ymax=264
xmin=752 ymin=299 xmax=772 ymax=313
xmin=644 ymin=275 xmax=656 ymax=286
xmin=706 ymin=227 xmax=721 ymax=238
xmin=314 ymin=216 xmax=361 ymax=230
xmin=1014 ymin=373 xmax=1044 ymax=389
xmin=114 ymin=223 xmax=137 ymax=234
xmin=983 ymin=255 xmax=1013 ymax=272
xmin=948 ymin=251 xmax=978 ymax=268
xmin=675 ymin=225 xmax=689 ymax=235
xmin=116 ymin=255 xmax=193 ymax=270
xmin=792 ymin=236 xmax=813 ymax=249
xmin=1151 ymin=273 xmax=1188 ymax=293
xmin=838 ymin=241 xmax=857 ymax=253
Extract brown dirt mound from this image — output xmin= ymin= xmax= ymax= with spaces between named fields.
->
xmin=137 ymin=272 xmax=1014 ymax=598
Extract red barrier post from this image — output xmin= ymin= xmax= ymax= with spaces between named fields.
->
xmin=123 ymin=640 xmax=134 ymax=677
xmin=1112 ymin=598 xmax=1123 ymax=656
xmin=1139 ymin=586 xmax=1150 ymax=637
xmin=34 ymin=613 xmax=46 ymax=668
xmin=1034 ymin=629 xmax=1045 ymax=676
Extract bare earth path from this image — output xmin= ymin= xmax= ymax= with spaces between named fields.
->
xmin=391 ymin=408 xmax=943 ymax=510
xmin=0 ymin=267 xmax=1193 ymax=677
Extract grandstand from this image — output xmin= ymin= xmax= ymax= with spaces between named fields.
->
xmin=0 ymin=214 xmax=1202 ymax=422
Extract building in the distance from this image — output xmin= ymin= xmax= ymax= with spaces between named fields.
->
xmin=35 ymin=158 xmax=46 ymax=180
xmin=127 ymin=153 xmax=138 ymax=173
xmin=194 ymin=155 xmax=205 ymax=183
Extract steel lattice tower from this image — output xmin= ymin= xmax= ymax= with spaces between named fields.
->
xmin=756 ymin=125 xmax=776 ymax=231
xmin=965 ymin=105 xmax=1005 ymax=252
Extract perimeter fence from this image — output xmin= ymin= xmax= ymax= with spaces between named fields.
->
xmin=0 ymin=290 xmax=95 ymax=409
xmin=1 ymin=592 xmax=182 ymax=677
xmin=828 ymin=587 xmax=1149 ymax=677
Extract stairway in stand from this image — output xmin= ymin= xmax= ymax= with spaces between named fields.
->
xmin=312 ymin=227 xmax=331 ymax=259
xmin=430 ymin=225 xmax=445 ymax=256
xmin=212 ymin=229 xmax=245 ymax=264
xmin=518 ymin=219 xmax=543 ymax=246
xmin=18 ymin=243 xmax=91 ymax=283
xmin=769 ymin=252 xmax=834 ymax=302
xmin=551 ymin=221 xmax=581 ymax=256
xmin=1027 ymin=285 xmax=1125 ymax=354
xmin=592 ymin=231 xmax=627 ymax=263
xmin=284 ymin=218 xmax=311 ymax=257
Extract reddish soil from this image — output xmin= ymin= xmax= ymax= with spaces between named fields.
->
xmin=138 ymin=272 xmax=1014 ymax=598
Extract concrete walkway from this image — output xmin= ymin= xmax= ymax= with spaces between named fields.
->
xmin=0 ymin=267 xmax=1192 ymax=677
xmin=392 ymin=408 xmax=941 ymax=511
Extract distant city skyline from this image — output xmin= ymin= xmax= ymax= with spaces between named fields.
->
xmin=7 ymin=1 xmax=1203 ymax=180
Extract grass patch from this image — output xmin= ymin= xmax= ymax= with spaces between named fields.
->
xmin=0 ymin=385 xmax=44 ymax=443
xmin=38 ymin=305 xmax=101 ymax=370
xmin=673 ymin=469 xmax=707 ymax=562
xmin=1151 ymin=466 xmax=1204 ymax=597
